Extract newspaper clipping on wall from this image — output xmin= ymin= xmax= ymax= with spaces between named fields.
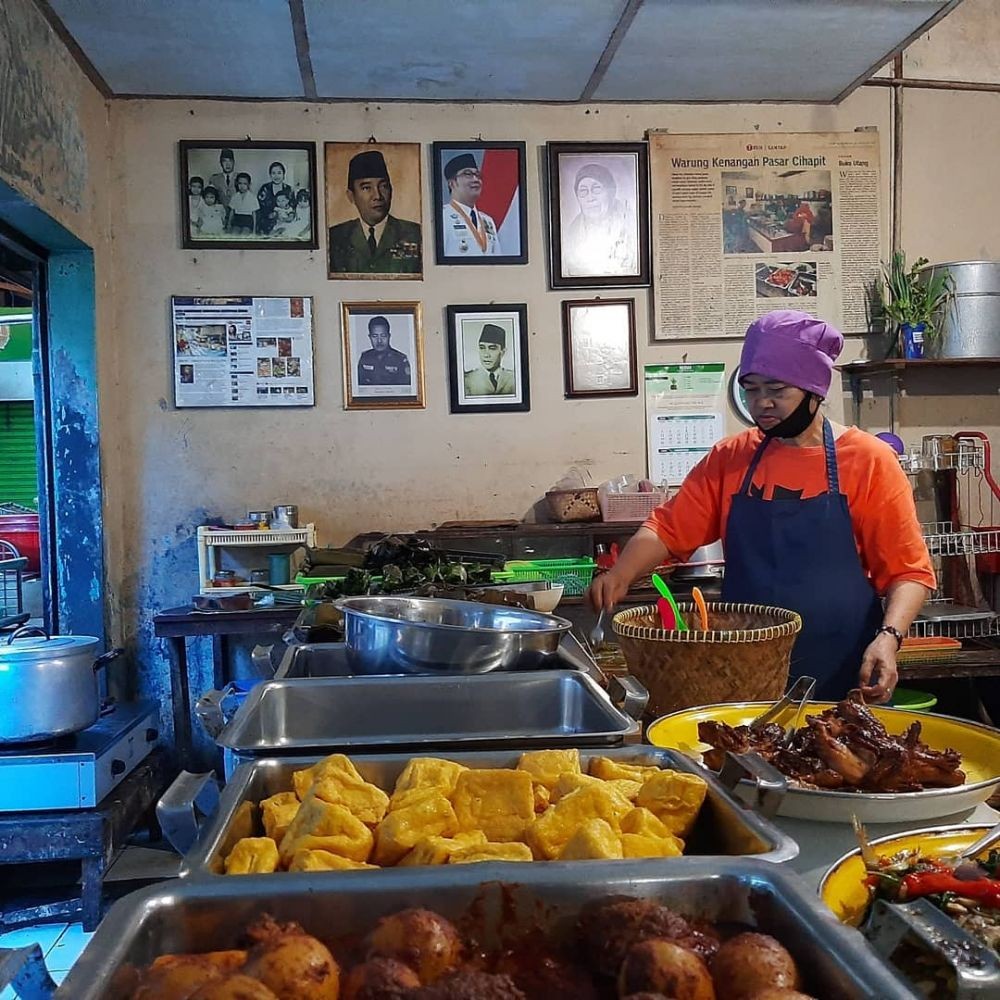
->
xmin=172 ymin=296 xmax=315 ymax=408
xmin=648 ymin=131 xmax=882 ymax=340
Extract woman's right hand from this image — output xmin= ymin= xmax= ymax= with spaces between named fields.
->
xmin=587 ymin=569 xmax=630 ymax=612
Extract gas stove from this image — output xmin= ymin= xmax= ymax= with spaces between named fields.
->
xmin=0 ymin=701 xmax=159 ymax=812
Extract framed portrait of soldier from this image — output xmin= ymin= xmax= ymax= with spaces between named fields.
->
xmin=446 ymin=304 xmax=530 ymax=414
xmin=341 ymin=301 xmax=425 ymax=410
xmin=546 ymin=141 xmax=650 ymax=289
xmin=561 ymin=298 xmax=638 ymax=398
xmin=431 ymin=141 xmax=528 ymax=265
xmin=325 ymin=142 xmax=423 ymax=280
xmin=179 ymin=140 xmax=318 ymax=250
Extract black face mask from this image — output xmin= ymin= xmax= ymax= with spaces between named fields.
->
xmin=757 ymin=392 xmax=820 ymax=439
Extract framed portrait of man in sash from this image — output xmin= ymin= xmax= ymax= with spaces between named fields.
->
xmin=432 ymin=141 xmax=528 ymax=266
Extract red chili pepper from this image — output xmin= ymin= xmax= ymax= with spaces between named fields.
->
xmin=901 ymin=870 xmax=1000 ymax=907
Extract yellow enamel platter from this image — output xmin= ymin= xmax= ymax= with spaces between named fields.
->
xmin=819 ymin=824 xmax=995 ymax=926
xmin=646 ymin=702 xmax=1000 ymax=823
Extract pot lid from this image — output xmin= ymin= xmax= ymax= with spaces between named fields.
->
xmin=0 ymin=632 xmax=101 ymax=662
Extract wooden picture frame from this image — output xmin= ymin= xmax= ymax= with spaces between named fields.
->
xmin=546 ymin=141 xmax=650 ymax=289
xmin=341 ymin=301 xmax=425 ymax=410
xmin=432 ymin=141 xmax=528 ymax=265
xmin=446 ymin=304 xmax=530 ymax=413
xmin=179 ymin=140 xmax=318 ymax=250
xmin=561 ymin=298 xmax=638 ymax=398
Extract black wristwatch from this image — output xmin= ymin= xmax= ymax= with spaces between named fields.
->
xmin=874 ymin=624 xmax=904 ymax=650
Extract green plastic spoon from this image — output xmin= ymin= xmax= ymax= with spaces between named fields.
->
xmin=651 ymin=573 xmax=688 ymax=631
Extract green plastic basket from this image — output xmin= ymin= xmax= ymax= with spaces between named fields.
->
xmin=890 ymin=687 xmax=938 ymax=712
xmin=503 ymin=558 xmax=596 ymax=596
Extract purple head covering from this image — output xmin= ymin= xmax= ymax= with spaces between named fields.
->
xmin=739 ymin=310 xmax=844 ymax=397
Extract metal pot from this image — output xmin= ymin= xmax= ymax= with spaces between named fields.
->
xmin=0 ymin=626 xmax=123 ymax=744
xmin=338 ymin=595 xmax=573 ymax=674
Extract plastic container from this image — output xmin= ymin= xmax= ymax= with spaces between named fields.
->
xmin=890 ymin=687 xmax=938 ymax=712
xmin=600 ymin=490 xmax=669 ymax=522
xmin=504 ymin=558 xmax=597 ymax=596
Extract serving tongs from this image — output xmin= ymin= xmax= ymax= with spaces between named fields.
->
xmin=748 ymin=675 xmax=817 ymax=745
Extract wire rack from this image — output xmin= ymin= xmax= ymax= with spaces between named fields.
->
xmin=0 ymin=550 xmax=27 ymax=629
xmin=922 ymin=522 xmax=1000 ymax=557
xmin=910 ymin=600 xmax=999 ymax=639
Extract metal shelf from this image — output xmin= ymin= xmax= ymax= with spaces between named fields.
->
xmin=921 ymin=521 xmax=1000 ymax=557
xmin=196 ymin=524 xmax=316 ymax=595
xmin=911 ymin=615 xmax=1000 ymax=640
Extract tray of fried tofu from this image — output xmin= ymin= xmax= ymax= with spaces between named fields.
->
xmin=171 ymin=746 xmax=797 ymax=878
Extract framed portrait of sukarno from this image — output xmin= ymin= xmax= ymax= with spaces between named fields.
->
xmin=546 ymin=141 xmax=650 ymax=289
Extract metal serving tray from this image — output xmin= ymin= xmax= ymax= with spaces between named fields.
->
xmin=53 ymin=859 xmax=914 ymax=1000
xmin=172 ymin=745 xmax=796 ymax=877
xmin=216 ymin=671 xmax=642 ymax=763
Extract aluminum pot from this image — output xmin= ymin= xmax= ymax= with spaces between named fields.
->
xmin=338 ymin=595 xmax=573 ymax=674
xmin=0 ymin=626 xmax=123 ymax=744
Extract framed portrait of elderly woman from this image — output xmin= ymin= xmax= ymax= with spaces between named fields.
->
xmin=431 ymin=141 xmax=528 ymax=265
xmin=561 ymin=298 xmax=638 ymax=398
xmin=446 ymin=304 xmax=530 ymax=414
xmin=179 ymin=140 xmax=318 ymax=250
xmin=341 ymin=301 xmax=425 ymax=410
xmin=546 ymin=141 xmax=650 ymax=289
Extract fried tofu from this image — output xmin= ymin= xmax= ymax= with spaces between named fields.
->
xmin=398 ymin=831 xmax=489 ymax=867
xmin=260 ymin=792 xmax=300 ymax=844
xmin=621 ymin=832 xmax=684 ymax=858
xmin=516 ymin=749 xmax=581 ymax=790
xmin=291 ymin=753 xmax=366 ymax=800
xmin=373 ymin=793 xmax=458 ymax=866
xmin=620 ymin=806 xmax=672 ymax=839
xmin=278 ymin=794 xmax=374 ymax=865
xmin=228 ymin=799 xmax=257 ymax=844
xmin=288 ymin=849 xmax=378 ymax=872
xmin=451 ymin=769 xmax=536 ymax=843
xmin=224 ymin=837 xmax=280 ymax=875
xmin=389 ymin=757 xmax=467 ymax=807
xmin=552 ymin=772 xmax=641 ymax=803
xmin=525 ymin=784 xmax=633 ymax=860
xmin=449 ymin=842 xmax=534 ymax=864
xmin=532 ymin=783 xmax=551 ymax=814
xmin=311 ymin=773 xmax=389 ymax=827
xmin=588 ymin=757 xmax=664 ymax=784
xmin=558 ymin=819 xmax=623 ymax=861
xmin=635 ymin=769 xmax=709 ymax=838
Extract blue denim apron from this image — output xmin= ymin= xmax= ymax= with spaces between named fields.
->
xmin=721 ymin=419 xmax=882 ymax=700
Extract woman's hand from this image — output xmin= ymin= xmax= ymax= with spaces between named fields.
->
xmin=858 ymin=632 xmax=899 ymax=703
xmin=587 ymin=569 xmax=630 ymax=613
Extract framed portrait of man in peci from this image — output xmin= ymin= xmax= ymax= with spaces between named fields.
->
xmin=546 ymin=141 xmax=650 ymax=289
xmin=325 ymin=142 xmax=423 ymax=280
xmin=446 ymin=304 xmax=530 ymax=414
xmin=179 ymin=140 xmax=318 ymax=249
xmin=341 ymin=301 xmax=425 ymax=410
xmin=432 ymin=141 xmax=528 ymax=265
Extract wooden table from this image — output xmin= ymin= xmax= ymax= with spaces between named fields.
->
xmin=152 ymin=604 xmax=301 ymax=769
xmin=898 ymin=645 xmax=1000 ymax=681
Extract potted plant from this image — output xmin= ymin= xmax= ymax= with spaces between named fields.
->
xmin=877 ymin=251 xmax=954 ymax=359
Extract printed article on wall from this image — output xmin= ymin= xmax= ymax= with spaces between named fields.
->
xmin=648 ymin=131 xmax=882 ymax=340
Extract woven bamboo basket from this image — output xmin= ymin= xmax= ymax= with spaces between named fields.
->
xmin=612 ymin=602 xmax=802 ymax=717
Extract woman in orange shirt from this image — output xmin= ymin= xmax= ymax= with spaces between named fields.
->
xmin=589 ymin=310 xmax=934 ymax=702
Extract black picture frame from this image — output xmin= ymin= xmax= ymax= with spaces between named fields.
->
xmin=179 ymin=140 xmax=318 ymax=250
xmin=546 ymin=141 xmax=650 ymax=289
xmin=432 ymin=141 xmax=528 ymax=265
xmin=561 ymin=298 xmax=638 ymax=398
xmin=446 ymin=304 xmax=530 ymax=413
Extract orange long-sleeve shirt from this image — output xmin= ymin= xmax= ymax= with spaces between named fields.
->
xmin=643 ymin=426 xmax=935 ymax=595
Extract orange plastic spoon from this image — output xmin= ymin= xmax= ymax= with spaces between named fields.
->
xmin=691 ymin=586 xmax=709 ymax=631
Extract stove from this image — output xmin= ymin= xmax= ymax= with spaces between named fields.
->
xmin=0 ymin=701 xmax=159 ymax=812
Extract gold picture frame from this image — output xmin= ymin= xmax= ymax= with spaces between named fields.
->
xmin=341 ymin=301 xmax=425 ymax=410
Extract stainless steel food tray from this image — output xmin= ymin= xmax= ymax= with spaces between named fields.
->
xmin=172 ymin=745 xmax=796 ymax=877
xmin=54 ymin=859 xmax=914 ymax=1000
xmin=217 ymin=671 xmax=643 ymax=763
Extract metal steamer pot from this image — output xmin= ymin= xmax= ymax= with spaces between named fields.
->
xmin=0 ymin=627 xmax=123 ymax=744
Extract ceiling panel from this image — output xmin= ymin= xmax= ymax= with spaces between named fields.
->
xmin=47 ymin=0 xmax=304 ymax=97
xmin=304 ymin=0 xmax=626 ymax=101
xmin=595 ymin=0 xmax=948 ymax=102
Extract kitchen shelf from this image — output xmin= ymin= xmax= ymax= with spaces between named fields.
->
xmin=839 ymin=357 xmax=1000 ymax=376
xmin=196 ymin=524 xmax=316 ymax=595
xmin=921 ymin=521 xmax=1000 ymax=557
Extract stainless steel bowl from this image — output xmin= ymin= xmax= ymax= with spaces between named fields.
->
xmin=338 ymin=595 xmax=573 ymax=674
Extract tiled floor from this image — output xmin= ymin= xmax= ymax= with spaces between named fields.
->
xmin=0 ymin=922 xmax=93 ymax=997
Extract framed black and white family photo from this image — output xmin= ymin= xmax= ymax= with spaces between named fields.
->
xmin=546 ymin=141 xmax=650 ymax=289
xmin=179 ymin=140 xmax=318 ymax=250
xmin=446 ymin=304 xmax=530 ymax=414
xmin=341 ymin=301 xmax=425 ymax=410
xmin=432 ymin=141 xmax=528 ymax=265
xmin=561 ymin=298 xmax=638 ymax=398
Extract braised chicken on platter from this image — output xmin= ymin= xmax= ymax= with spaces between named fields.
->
xmin=698 ymin=690 xmax=965 ymax=793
